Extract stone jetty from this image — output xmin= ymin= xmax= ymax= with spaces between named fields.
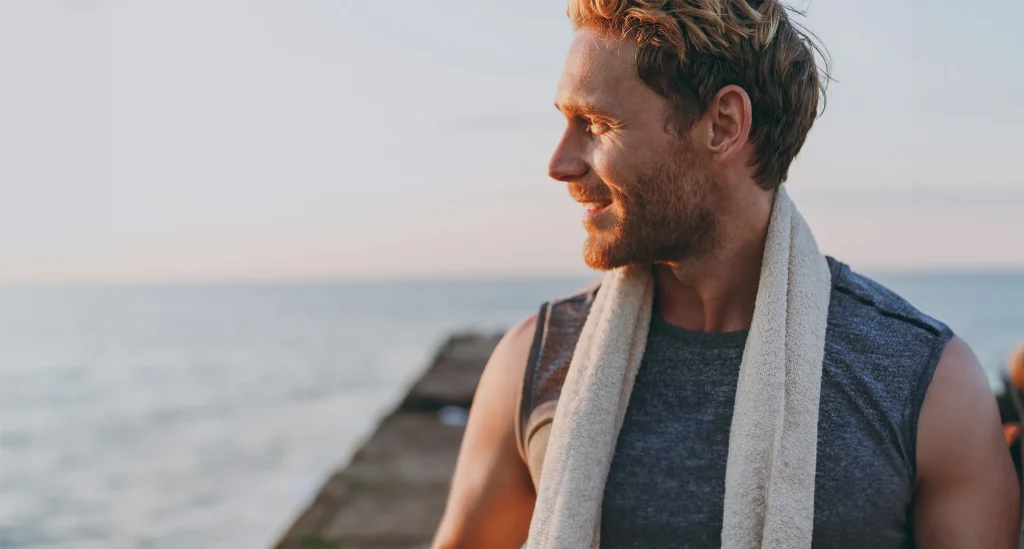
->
xmin=272 ymin=332 xmax=502 ymax=549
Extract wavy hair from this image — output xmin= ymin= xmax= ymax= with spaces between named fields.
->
xmin=568 ymin=0 xmax=831 ymax=189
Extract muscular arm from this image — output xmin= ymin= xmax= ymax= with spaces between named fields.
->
xmin=914 ymin=336 xmax=1021 ymax=548
xmin=431 ymin=316 xmax=538 ymax=549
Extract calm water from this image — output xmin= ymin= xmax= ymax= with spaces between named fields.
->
xmin=1 ymin=273 xmax=1022 ymax=549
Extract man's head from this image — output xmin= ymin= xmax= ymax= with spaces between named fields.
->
xmin=549 ymin=0 xmax=827 ymax=271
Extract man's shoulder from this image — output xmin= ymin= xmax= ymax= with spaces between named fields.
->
xmin=534 ymin=277 xmax=603 ymax=348
xmin=827 ymin=257 xmax=950 ymax=340
xmin=528 ymin=277 xmax=603 ymax=348
xmin=545 ymin=277 xmax=603 ymax=309
xmin=498 ymin=276 xmax=603 ymax=361
xmin=514 ymin=278 xmax=605 ymax=419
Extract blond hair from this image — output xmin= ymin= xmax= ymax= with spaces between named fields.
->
xmin=568 ymin=0 xmax=830 ymax=188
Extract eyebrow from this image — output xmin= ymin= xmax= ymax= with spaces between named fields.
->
xmin=554 ymin=99 xmax=612 ymax=118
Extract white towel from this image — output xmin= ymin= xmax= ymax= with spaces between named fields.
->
xmin=526 ymin=187 xmax=832 ymax=549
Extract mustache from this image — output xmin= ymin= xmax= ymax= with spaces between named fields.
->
xmin=567 ymin=183 xmax=615 ymax=203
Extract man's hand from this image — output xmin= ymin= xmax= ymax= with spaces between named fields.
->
xmin=915 ymin=336 xmax=1021 ymax=548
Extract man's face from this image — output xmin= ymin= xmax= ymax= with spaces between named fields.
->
xmin=549 ymin=29 xmax=718 ymax=271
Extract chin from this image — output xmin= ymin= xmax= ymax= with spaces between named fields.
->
xmin=582 ymin=237 xmax=629 ymax=272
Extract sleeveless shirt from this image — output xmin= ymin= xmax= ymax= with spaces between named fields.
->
xmin=515 ymin=257 xmax=954 ymax=548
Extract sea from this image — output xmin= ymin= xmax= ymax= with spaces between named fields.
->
xmin=1 ymin=272 xmax=1023 ymax=549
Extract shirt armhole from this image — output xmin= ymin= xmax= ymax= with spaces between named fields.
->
xmin=515 ymin=302 xmax=549 ymax=464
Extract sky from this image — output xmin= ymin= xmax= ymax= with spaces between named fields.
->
xmin=0 ymin=0 xmax=1021 ymax=283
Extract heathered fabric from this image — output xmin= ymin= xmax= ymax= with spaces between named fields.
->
xmin=518 ymin=257 xmax=954 ymax=549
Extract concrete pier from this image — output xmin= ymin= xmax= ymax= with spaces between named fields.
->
xmin=272 ymin=332 xmax=501 ymax=549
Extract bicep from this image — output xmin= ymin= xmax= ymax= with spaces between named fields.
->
xmin=914 ymin=336 xmax=1021 ymax=548
xmin=432 ymin=316 xmax=537 ymax=549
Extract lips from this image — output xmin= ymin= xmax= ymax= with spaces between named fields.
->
xmin=569 ymin=191 xmax=613 ymax=208
xmin=568 ymin=184 xmax=614 ymax=218
xmin=581 ymin=200 xmax=612 ymax=212
xmin=578 ymin=198 xmax=613 ymax=220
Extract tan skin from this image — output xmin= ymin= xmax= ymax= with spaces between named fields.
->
xmin=432 ymin=29 xmax=1020 ymax=549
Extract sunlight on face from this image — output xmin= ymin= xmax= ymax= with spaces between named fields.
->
xmin=549 ymin=29 xmax=719 ymax=270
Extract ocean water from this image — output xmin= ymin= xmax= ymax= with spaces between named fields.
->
xmin=1 ymin=272 xmax=1022 ymax=549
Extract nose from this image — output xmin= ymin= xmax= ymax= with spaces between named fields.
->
xmin=548 ymin=129 xmax=589 ymax=183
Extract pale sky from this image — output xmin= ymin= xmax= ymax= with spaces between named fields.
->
xmin=1 ymin=0 xmax=1021 ymax=283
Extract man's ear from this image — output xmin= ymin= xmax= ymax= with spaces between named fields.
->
xmin=702 ymin=85 xmax=753 ymax=163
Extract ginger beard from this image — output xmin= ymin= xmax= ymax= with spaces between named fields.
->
xmin=577 ymin=138 xmax=719 ymax=271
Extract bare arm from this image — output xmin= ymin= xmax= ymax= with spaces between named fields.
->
xmin=431 ymin=316 xmax=538 ymax=549
xmin=914 ymin=336 xmax=1021 ymax=548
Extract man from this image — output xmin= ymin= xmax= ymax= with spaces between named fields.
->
xmin=432 ymin=1 xmax=1020 ymax=547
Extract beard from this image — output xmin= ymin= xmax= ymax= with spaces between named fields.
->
xmin=580 ymin=142 xmax=718 ymax=271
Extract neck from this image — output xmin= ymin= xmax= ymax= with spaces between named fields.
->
xmin=654 ymin=189 xmax=775 ymax=333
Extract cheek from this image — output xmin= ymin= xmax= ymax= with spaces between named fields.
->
xmin=591 ymin=145 xmax=637 ymax=195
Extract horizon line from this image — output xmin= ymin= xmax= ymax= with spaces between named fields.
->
xmin=4 ymin=265 xmax=1024 ymax=289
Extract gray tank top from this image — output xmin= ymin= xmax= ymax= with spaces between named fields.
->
xmin=516 ymin=257 xmax=954 ymax=549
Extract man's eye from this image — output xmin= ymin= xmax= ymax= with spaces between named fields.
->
xmin=585 ymin=119 xmax=611 ymax=135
